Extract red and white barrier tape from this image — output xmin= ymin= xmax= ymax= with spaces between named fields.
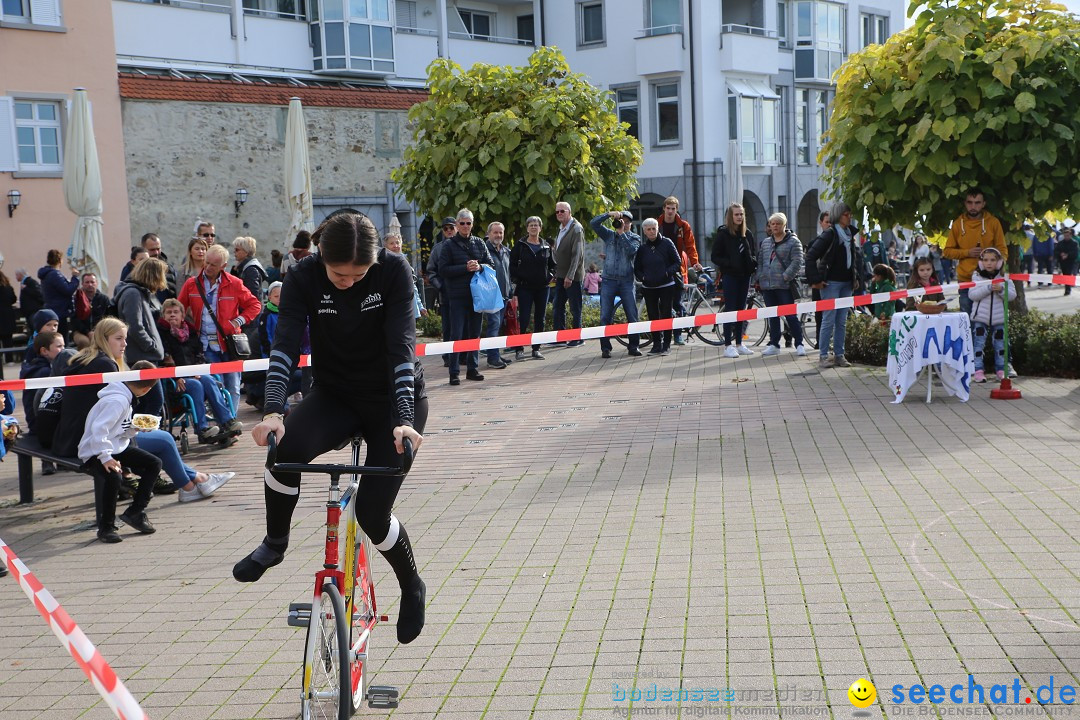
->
xmin=0 ymin=537 xmax=148 ymax=720
xmin=0 ymin=274 xmax=1074 ymax=391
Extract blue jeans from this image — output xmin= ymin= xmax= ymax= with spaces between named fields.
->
xmin=818 ymin=281 xmax=853 ymax=357
xmin=203 ymin=347 xmax=240 ymax=410
xmin=482 ymin=307 xmax=505 ymax=364
xmin=553 ymin=279 xmax=582 ymax=331
xmin=761 ymin=287 xmax=803 ymax=347
xmin=182 ymin=375 xmax=234 ymax=430
xmin=972 ymin=321 xmax=1005 ymax=373
xmin=448 ymin=297 xmax=481 ymax=376
xmin=134 ymin=428 xmax=197 ymax=489
xmin=959 ymin=288 xmax=972 ymax=316
xmin=600 ymin=276 xmax=638 ymax=353
xmin=516 ymin=286 xmax=548 ymax=352
xmin=721 ymin=273 xmax=752 ymax=346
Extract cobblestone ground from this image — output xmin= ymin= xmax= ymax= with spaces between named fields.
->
xmin=1 ymin=340 xmax=1079 ymax=720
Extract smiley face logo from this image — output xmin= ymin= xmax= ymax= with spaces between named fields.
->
xmin=848 ymin=678 xmax=876 ymax=708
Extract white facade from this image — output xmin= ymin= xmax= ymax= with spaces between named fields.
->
xmin=111 ymin=0 xmax=904 ymax=242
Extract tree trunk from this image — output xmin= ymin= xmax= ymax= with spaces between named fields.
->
xmin=1007 ymin=242 xmax=1028 ymax=315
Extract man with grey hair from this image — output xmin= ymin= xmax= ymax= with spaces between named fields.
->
xmin=590 ymin=209 xmax=642 ymax=358
xmin=805 ymin=201 xmax=859 ymax=368
xmin=482 ymin=221 xmax=514 ymax=369
xmin=552 ymin=201 xmax=586 ymax=346
xmin=440 ymin=209 xmax=494 ymax=384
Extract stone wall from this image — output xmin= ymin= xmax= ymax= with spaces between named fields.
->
xmin=121 ymin=99 xmax=409 ymax=266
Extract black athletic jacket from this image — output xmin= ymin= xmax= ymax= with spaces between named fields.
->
xmin=264 ymin=250 xmax=417 ymax=426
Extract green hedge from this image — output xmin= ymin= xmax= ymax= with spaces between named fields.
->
xmin=843 ymin=309 xmax=1080 ymax=378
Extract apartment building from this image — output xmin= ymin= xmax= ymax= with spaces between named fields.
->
xmin=107 ymin=0 xmax=902 ymax=258
xmin=1 ymin=0 xmax=132 ymax=286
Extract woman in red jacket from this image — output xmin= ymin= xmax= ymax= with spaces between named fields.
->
xmin=178 ymin=244 xmax=262 ymax=411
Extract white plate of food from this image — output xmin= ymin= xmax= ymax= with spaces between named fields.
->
xmin=131 ymin=414 xmax=162 ymax=432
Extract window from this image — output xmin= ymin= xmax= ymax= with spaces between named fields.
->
xmin=312 ymin=0 xmax=394 ymax=73
xmin=653 ymin=82 xmax=680 ymax=146
xmin=860 ymin=12 xmax=888 ymax=48
xmin=794 ymin=1 xmax=844 ymax=80
xmin=728 ymin=85 xmax=780 ymax=165
xmin=646 ymin=0 xmax=680 ymax=34
xmin=242 ymin=0 xmax=306 ymax=19
xmin=577 ymin=1 xmax=603 ymax=46
xmin=777 ymin=0 xmax=787 ymax=43
xmin=794 ymin=87 xmax=830 ymax=164
xmin=517 ymin=13 xmax=535 ymax=44
xmin=458 ymin=9 xmax=492 ymax=39
xmin=395 ymin=0 xmax=416 ymax=28
xmin=1 ymin=0 xmax=61 ymax=26
xmin=614 ymin=86 xmax=639 ymax=140
xmin=12 ymin=100 xmax=63 ymax=171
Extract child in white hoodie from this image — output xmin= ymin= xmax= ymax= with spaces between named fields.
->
xmin=78 ymin=360 xmax=163 ymax=543
xmin=968 ymin=247 xmax=1014 ymax=382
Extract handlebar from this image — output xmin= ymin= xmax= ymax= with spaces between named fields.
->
xmin=265 ymin=431 xmax=414 ymax=477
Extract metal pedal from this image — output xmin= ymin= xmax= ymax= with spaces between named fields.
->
xmin=287 ymin=602 xmax=311 ymax=628
xmin=368 ymin=685 xmax=399 ymax=709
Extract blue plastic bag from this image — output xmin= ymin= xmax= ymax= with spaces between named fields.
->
xmin=470 ymin=266 xmax=505 ymax=314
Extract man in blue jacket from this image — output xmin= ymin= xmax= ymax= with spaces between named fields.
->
xmin=591 ymin=211 xmax=642 ymax=359
xmin=440 ymin=209 xmax=494 ymax=385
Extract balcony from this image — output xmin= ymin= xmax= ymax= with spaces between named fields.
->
xmin=447 ymin=33 xmax=533 ymax=68
xmin=719 ymin=25 xmax=779 ymax=76
xmin=634 ymin=26 xmax=684 ymax=76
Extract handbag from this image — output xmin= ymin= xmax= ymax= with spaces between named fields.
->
xmin=504 ymin=296 xmax=520 ymax=336
xmin=195 ymin=274 xmax=251 ymax=359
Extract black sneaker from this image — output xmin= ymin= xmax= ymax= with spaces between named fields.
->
xmin=532 ymin=350 xmax=545 ymax=360
xmin=449 ymin=375 xmax=461 ymax=386
xmin=601 ymin=350 xmax=611 ymax=359
xmin=153 ymin=476 xmax=177 ymax=495
xmin=97 ymin=527 xmax=123 ymax=544
xmin=566 ymin=340 xmax=585 ymax=347
xmin=119 ymin=510 xmax=156 ymax=535
xmin=42 ymin=461 xmax=56 ymax=476
xmin=223 ymin=418 xmax=244 ymax=437
xmin=198 ymin=425 xmax=223 ymax=444
xmin=487 ymin=359 xmax=507 ymax=369
xmin=628 ymin=348 xmax=643 ymax=357
xmin=466 ymin=369 xmax=485 ymax=381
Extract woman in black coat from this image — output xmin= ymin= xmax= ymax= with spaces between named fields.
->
xmin=633 ymin=219 xmax=682 ymax=355
xmin=509 ymin=216 xmax=556 ymax=360
xmin=0 ymin=271 xmax=17 ymax=363
xmin=710 ymin=203 xmax=757 ymax=356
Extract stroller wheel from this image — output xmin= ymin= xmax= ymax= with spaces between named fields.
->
xmin=180 ymin=431 xmax=190 ymax=455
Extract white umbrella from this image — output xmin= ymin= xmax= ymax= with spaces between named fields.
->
xmin=726 ymin=140 xmax=744 ymax=209
xmin=284 ymin=97 xmax=314 ymax=244
xmin=63 ymin=88 xmax=108 ymax=292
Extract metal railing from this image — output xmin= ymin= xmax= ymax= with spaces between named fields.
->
xmin=120 ymin=0 xmax=231 ymax=13
xmin=638 ymin=24 xmax=683 ymax=37
xmin=242 ymin=7 xmax=306 ymax=21
xmin=447 ymin=30 xmax=533 ymax=46
xmin=721 ymin=23 xmax=777 ymax=37
xmin=395 ymin=25 xmax=438 ymax=36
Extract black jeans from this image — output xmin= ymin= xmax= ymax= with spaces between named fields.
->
xmin=643 ymin=285 xmax=676 ymax=350
xmin=761 ymin=287 xmax=803 ymax=347
xmin=85 ymin=444 xmax=161 ymax=531
xmin=552 ymin=279 xmax=582 ymax=331
xmin=516 ymin=286 xmax=549 ymax=351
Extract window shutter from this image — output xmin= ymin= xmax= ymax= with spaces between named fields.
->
xmin=395 ymin=0 xmax=416 ymax=28
xmin=0 ymin=98 xmax=17 ymax=172
xmin=29 ymin=0 xmax=62 ymax=26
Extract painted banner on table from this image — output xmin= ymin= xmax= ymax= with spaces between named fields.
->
xmin=887 ymin=311 xmax=975 ymax=403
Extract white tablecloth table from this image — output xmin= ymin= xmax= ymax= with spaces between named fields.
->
xmin=886 ymin=311 xmax=975 ymax=403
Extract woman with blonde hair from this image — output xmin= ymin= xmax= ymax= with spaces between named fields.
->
xmin=178 ymin=237 xmax=209 ymax=289
xmin=711 ymin=203 xmax=757 ymax=357
xmin=756 ymin=212 xmax=805 ymax=356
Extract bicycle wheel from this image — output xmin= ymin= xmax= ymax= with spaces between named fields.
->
xmin=612 ymin=299 xmax=653 ymax=348
xmin=350 ymin=535 xmax=374 ymax=714
xmin=799 ymin=312 xmax=819 ymax=350
xmin=689 ymin=294 xmax=724 ymax=346
xmin=302 ymin=581 xmax=350 ymax=720
xmin=743 ymin=295 xmax=768 ymax=347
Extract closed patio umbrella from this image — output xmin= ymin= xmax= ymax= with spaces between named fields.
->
xmin=63 ymin=88 xmax=108 ymax=292
xmin=284 ymin=97 xmax=314 ymax=244
xmin=726 ymin=139 xmax=744 ymax=209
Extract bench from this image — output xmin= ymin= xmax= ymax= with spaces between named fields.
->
xmin=7 ymin=434 xmax=84 ymax=504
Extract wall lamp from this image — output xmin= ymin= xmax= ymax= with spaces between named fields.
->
xmin=234 ymin=187 xmax=248 ymax=217
xmin=7 ymin=189 xmax=20 ymax=218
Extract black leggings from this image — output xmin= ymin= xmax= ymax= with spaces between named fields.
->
xmin=263 ymin=386 xmax=429 ymax=550
xmin=643 ymin=285 xmax=676 ymax=349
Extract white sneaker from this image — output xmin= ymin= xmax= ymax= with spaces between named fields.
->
xmin=178 ymin=486 xmax=206 ymax=503
xmin=761 ymin=345 xmax=780 ymax=357
xmin=795 ymin=344 xmax=807 ymax=357
xmin=736 ymin=345 xmax=754 ymax=356
xmin=197 ymin=472 xmax=236 ymax=497
xmin=724 ymin=346 xmax=740 ymax=358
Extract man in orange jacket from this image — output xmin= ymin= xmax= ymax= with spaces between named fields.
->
xmin=657 ymin=196 xmax=701 ymax=345
xmin=943 ymin=188 xmax=1008 ymax=315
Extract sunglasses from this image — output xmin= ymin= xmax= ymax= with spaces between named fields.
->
xmin=200 ymin=233 xmax=217 ymax=238
xmin=457 ymin=221 xmax=472 ymax=226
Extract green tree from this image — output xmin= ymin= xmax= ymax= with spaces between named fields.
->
xmin=392 ymin=47 xmax=642 ymax=239
xmin=821 ymin=0 xmax=1080 ymax=233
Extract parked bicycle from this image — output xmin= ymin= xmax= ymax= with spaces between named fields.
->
xmin=269 ymin=433 xmax=414 ymax=720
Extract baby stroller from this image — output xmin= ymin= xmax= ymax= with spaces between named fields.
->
xmin=162 ymin=375 xmax=235 ymax=454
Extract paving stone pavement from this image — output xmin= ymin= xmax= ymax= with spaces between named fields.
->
xmin=1 ymin=340 xmax=1079 ymax=720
